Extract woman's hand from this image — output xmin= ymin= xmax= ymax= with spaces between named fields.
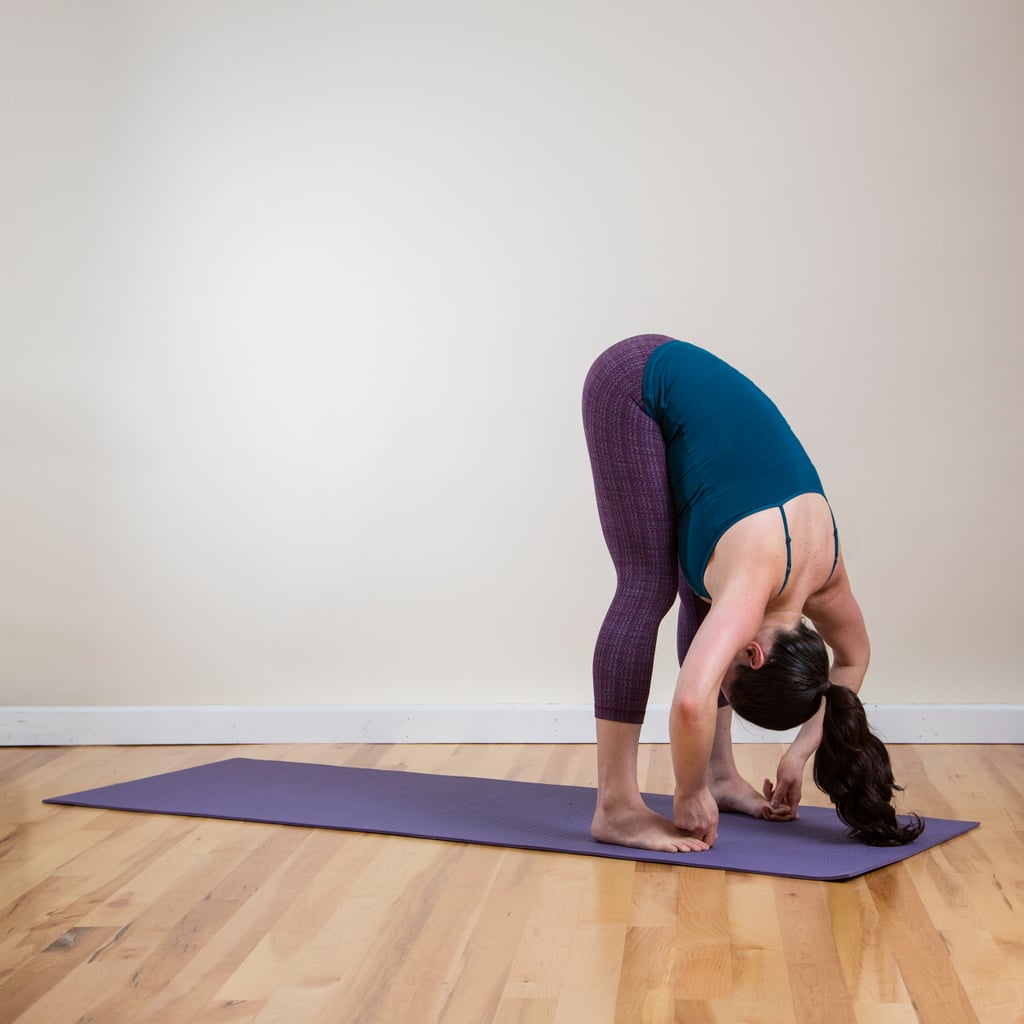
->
xmin=762 ymin=753 xmax=807 ymax=821
xmin=673 ymin=785 xmax=720 ymax=848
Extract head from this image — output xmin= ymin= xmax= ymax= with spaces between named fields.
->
xmin=727 ymin=619 xmax=829 ymax=731
xmin=727 ymin=619 xmax=924 ymax=846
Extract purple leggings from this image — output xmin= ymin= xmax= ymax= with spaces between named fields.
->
xmin=582 ymin=335 xmax=710 ymax=724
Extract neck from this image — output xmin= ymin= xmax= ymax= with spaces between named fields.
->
xmin=759 ymin=609 xmax=802 ymax=639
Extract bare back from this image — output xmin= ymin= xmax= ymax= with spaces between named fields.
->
xmin=701 ymin=492 xmax=842 ymax=613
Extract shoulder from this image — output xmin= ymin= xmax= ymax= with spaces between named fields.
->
xmin=676 ymin=586 xmax=770 ymax=702
xmin=702 ymin=575 xmax=776 ymax=646
xmin=704 ymin=509 xmax=790 ymax=599
xmin=803 ymin=555 xmax=871 ymax=666
xmin=803 ymin=549 xmax=853 ymax=619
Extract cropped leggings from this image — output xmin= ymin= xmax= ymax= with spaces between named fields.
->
xmin=582 ymin=334 xmax=711 ymax=724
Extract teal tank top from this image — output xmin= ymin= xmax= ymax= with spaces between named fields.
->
xmin=642 ymin=341 xmax=827 ymax=599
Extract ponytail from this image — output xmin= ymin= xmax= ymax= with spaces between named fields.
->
xmin=813 ymin=683 xmax=924 ymax=846
xmin=730 ymin=621 xmax=924 ymax=847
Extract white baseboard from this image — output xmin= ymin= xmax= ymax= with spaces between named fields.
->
xmin=1 ymin=704 xmax=1021 ymax=746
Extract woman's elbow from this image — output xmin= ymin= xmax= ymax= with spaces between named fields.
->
xmin=672 ymin=693 xmax=712 ymax=726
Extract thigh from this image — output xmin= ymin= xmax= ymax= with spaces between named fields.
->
xmin=676 ymin=567 xmax=711 ymax=661
xmin=582 ymin=336 xmax=677 ymax=574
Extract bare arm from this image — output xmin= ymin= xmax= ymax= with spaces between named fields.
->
xmin=807 ymin=555 xmax=870 ymax=680
xmin=669 ymin=590 xmax=768 ymax=842
xmin=787 ymin=555 xmax=870 ymax=763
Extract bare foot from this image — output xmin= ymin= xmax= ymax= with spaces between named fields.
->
xmin=710 ymin=775 xmax=792 ymax=821
xmin=592 ymin=802 xmax=709 ymax=853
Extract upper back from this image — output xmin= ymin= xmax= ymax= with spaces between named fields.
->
xmin=642 ymin=341 xmax=825 ymax=597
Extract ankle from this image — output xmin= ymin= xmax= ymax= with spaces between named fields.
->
xmin=707 ymin=767 xmax=743 ymax=790
xmin=595 ymin=787 xmax=646 ymax=815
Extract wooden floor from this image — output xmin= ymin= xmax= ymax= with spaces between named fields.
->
xmin=0 ymin=742 xmax=1021 ymax=1024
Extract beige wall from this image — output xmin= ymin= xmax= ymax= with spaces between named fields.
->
xmin=2 ymin=1 xmax=1021 ymax=710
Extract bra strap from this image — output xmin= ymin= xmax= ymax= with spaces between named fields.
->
xmin=826 ymin=504 xmax=839 ymax=582
xmin=777 ymin=505 xmax=793 ymax=596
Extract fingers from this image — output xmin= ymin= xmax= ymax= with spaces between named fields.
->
xmin=766 ymin=791 xmax=799 ymax=821
xmin=759 ymin=797 xmax=789 ymax=820
xmin=769 ymin=776 xmax=800 ymax=813
xmin=679 ymin=826 xmax=717 ymax=848
xmin=676 ymin=816 xmax=717 ymax=848
xmin=672 ymin=787 xmax=720 ymax=849
xmin=762 ymin=778 xmax=797 ymax=820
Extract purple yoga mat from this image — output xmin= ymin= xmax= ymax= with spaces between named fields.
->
xmin=44 ymin=757 xmax=978 ymax=881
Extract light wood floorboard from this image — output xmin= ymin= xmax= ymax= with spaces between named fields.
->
xmin=0 ymin=743 xmax=1021 ymax=1023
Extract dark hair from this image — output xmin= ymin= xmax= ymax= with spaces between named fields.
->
xmin=729 ymin=620 xmax=924 ymax=846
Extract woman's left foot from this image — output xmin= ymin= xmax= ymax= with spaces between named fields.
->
xmin=710 ymin=776 xmax=783 ymax=819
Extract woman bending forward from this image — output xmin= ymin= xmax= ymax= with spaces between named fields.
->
xmin=582 ymin=335 xmax=923 ymax=852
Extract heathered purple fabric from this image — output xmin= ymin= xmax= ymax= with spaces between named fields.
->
xmin=582 ymin=335 xmax=710 ymax=723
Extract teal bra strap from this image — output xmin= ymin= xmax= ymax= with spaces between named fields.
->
xmin=827 ymin=505 xmax=839 ymax=582
xmin=777 ymin=505 xmax=793 ymax=596
xmin=779 ymin=502 xmax=839 ymax=596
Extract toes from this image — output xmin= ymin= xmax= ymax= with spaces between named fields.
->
xmin=669 ymin=839 xmax=708 ymax=854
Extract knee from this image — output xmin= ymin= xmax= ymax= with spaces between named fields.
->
xmin=614 ymin=570 xmax=678 ymax=622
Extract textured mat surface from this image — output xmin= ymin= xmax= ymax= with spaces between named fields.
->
xmin=45 ymin=757 xmax=978 ymax=881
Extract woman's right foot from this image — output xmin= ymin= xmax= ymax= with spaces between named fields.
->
xmin=591 ymin=802 xmax=709 ymax=853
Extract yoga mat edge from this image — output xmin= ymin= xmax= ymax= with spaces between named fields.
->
xmin=44 ymin=757 xmax=979 ymax=882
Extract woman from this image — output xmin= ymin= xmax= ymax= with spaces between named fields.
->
xmin=582 ymin=334 xmax=923 ymax=852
